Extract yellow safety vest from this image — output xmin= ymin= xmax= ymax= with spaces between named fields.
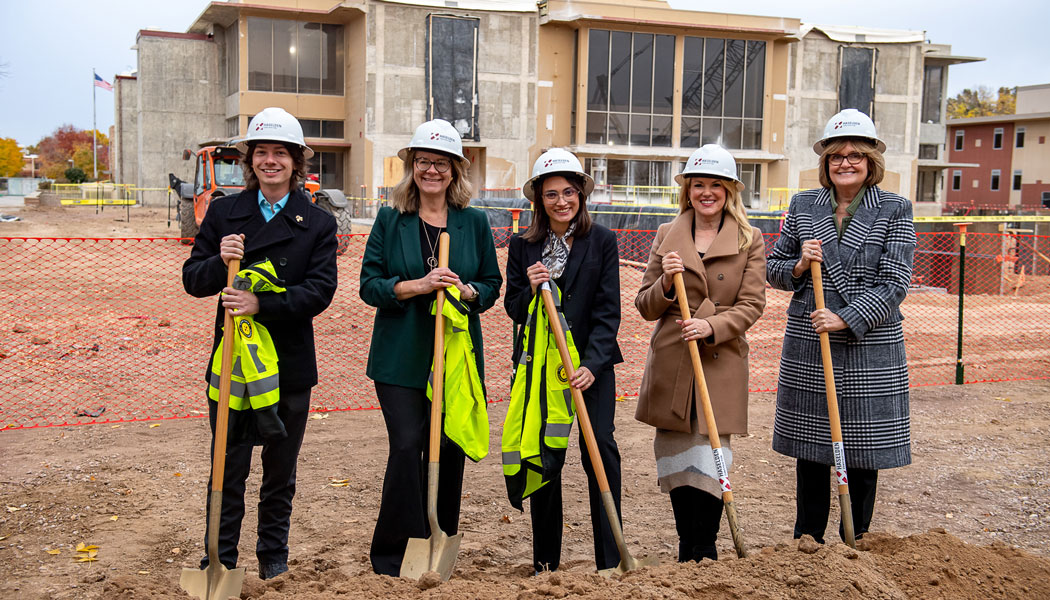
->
xmin=501 ymin=282 xmax=579 ymax=510
xmin=208 ymin=259 xmax=287 ymax=443
xmin=426 ymin=286 xmax=489 ymax=462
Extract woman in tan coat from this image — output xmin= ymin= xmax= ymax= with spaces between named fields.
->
xmin=635 ymin=144 xmax=766 ymax=562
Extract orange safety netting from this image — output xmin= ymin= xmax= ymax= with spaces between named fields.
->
xmin=1 ymin=230 xmax=1049 ymax=430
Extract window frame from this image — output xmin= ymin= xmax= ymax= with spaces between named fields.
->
xmin=1016 ymin=127 xmax=1026 ymax=148
xmin=246 ymin=16 xmax=344 ymax=96
xmin=1013 ymin=170 xmax=1022 ymax=191
xmin=993 ymin=127 xmax=1004 ymax=149
xmin=951 ymin=170 xmax=961 ymax=191
xmin=990 ymin=169 xmax=1001 ymax=191
xmin=954 ymin=130 xmax=964 ymax=151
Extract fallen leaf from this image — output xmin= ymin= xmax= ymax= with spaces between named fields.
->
xmin=330 ymin=478 xmax=349 ymax=484
xmin=311 ymin=413 xmax=329 ymax=420
xmin=615 ymin=395 xmax=626 ymax=402
xmin=945 ymin=513 xmax=954 ymax=519
xmin=76 ymin=557 xmax=98 ymax=563
xmin=89 ymin=476 xmax=95 ymax=481
xmin=148 ymin=424 xmax=160 ymax=428
xmin=46 ymin=549 xmax=61 ymax=555
xmin=174 ymin=473 xmax=182 ymax=477
xmin=758 ymin=459 xmax=770 ymax=464
xmin=329 ymin=481 xmax=350 ymax=487
xmin=76 ymin=543 xmax=99 ymax=552
xmin=0 ymin=535 xmax=7 ymax=541
xmin=111 ymin=425 xmax=121 ymax=429
xmin=500 ymin=515 xmax=512 ymax=524
xmin=137 ymin=570 xmax=150 ymax=575
xmin=170 ymin=547 xmax=181 ymax=555
xmin=88 ymin=550 xmax=98 ymax=558
xmin=6 ymin=506 xmax=21 ymax=513
xmin=110 ymin=516 xmax=118 ymax=521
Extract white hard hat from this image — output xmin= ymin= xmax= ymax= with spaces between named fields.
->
xmin=522 ymin=148 xmax=595 ymax=201
xmin=235 ymin=107 xmax=314 ymax=159
xmin=812 ymin=108 xmax=886 ymax=154
xmin=398 ymin=119 xmax=469 ymax=166
xmin=675 ymin=144 xmax=744 ymax=191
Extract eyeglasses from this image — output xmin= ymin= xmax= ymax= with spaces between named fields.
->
xmin=414 ymin=157 xmax=452 ymax=173
xmin=828 ymin=152 xmax=866 ymax=166
xmin=542 ymin=188 xmax=578 ymax=202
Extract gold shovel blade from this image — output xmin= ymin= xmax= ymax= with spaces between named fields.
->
xmin=399 ymin=531 xmax=462 ymax=582
xmin=597 ymin=554 xmax=659 ymax=578
xmin=179 ymin=563 xmax=246 ymax=600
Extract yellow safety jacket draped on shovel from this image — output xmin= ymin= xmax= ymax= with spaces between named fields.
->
xmin=208 ymin=259 xmax=288 ymax=444
xmin=426 ymin=286 xmax=490 ymax=462
xmin=501 ymin=282 xmax=579 ymax=511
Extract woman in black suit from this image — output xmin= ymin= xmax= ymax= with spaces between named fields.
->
xmin=360 ymin=119 xmax=502 ymax=576
xmin=504 ymin=148 xmax=623 ymax=573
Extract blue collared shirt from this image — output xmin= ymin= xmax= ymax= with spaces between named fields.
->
xmin=258 ymin=190 xmax=290 ymax=222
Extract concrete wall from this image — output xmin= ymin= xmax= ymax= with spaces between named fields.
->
xmin=1013 ymin=119 xmax=1050 ymax=207
xmin=785 ymin=29 xmax=923 ymax=198
xmin=112 ymin=76 xmax=139 ymax=188
xmin=1017 ymin=83 xmax=1050 ymax=114
xmin=114 ymin=32 xmax=225 ymax=204
xmin=367 ymin=2 xmax=537 ymax=191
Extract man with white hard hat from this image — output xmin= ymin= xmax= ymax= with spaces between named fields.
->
xmin=183 ymin=106 xmax=338 ymax=580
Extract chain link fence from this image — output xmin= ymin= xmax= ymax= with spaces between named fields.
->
xmin=2 ymin=229 xmax=1048 ymax=430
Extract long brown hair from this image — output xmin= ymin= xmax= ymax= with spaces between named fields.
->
xmin=521 ymin=173 xmax=593 ymax=243
xmin=241 ymin=142 xmax=308 ymax=191
xmin=390 ymin=149 xmax=473 ymax=214
xmin=677 ymin=176 xmax=754 ymax=251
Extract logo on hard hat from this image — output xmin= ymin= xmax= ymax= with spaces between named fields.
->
xmin=543 ymin=158 xmax=571 ymax=168
xmin=428 ymin=131 xmax=458 ymax=143
xmin=693 ymin=158 xmax=719 ymax=166
xmin=833 ymin=120 xmax=862 ymax=130
xmin=255 ymin=122 xmax=282 ymax=132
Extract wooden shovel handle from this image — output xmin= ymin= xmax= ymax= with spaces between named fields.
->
xmin=809 ymin=263 xmax=844 ymax=445
xmin=211 ymin=257 xmax=240 ymax=492
xmin=428 ymin=233 xmax=451 ymax=461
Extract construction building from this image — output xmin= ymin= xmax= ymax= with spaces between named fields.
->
xmin=945 ymin=83 xmax=1050 ymax=210
xmin=111 ymin=0 xmax=977 ymax=211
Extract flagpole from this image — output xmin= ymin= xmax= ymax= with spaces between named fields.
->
xmin=93 ymin=69 xmax=98 ymax=180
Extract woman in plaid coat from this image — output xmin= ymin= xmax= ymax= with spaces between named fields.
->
xmin=766 ymin=109 xmax=916 ymax=544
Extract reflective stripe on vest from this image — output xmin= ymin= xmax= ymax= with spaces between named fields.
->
xmin=500 ymin=281 xmax=579 ymax=510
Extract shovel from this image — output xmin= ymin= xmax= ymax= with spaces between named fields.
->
xmin=810 ymin=262 xmax=857 ymax=549
xmin=538 ymin=282 xmax=658 ymax=576
xmin=180 ymin=258 xmax=246 ymax=599
xmin=401 ymin=232 xmax=462 ymax=581
xmin=672 ymin=273 xmax=748 ymax=558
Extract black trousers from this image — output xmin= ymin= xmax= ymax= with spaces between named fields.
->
xmin=669 ymin=485 xmax=723 ymax=562
xmin=202 ymin=387 xmax=311 ymax=571
xmin=529 ymin=368 xmax=621 ymax=572
xmin=370 ymin=382 xmax=466 ymax=576
xmin=793 ymin=458 xmax=879 ymax=544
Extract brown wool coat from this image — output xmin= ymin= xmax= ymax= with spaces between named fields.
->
xmin=634 ymin=209 xmax=767 ymax=434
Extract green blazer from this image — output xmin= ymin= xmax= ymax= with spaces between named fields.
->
xmin=360 ymin=205 xmax=502 ymax=390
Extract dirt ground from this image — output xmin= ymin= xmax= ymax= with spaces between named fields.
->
xmin=2 ymin=205 xmax=1050 ymax=599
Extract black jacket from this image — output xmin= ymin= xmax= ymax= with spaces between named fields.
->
xmin=505 ymin=223 xmax=623 ymax=376
xmin=182 ymin=189 xmax=338 ymax=391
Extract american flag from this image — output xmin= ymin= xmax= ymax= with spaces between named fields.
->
xmin=94 ymin=73 xmax=113 ymax=92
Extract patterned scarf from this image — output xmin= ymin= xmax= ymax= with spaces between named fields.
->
xmin=541 ymin=221 xmax=576 ymax=279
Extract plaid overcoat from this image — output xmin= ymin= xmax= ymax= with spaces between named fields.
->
xmin=766 ymin=186 xmax=916 ymax=469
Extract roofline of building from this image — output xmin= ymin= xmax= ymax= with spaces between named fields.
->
xmin=188 ymin=1 xmax=366 ymax=33
xmin=543 ymin=1 xmax=799 ymax=38
xmin=137 ymin=29 xmax=212 ymax=42
xmin=948 ymin=112 xmax=1050 ymax=125
xmin=1018 ymin=83 xmax=1050 ymax=92
xmin=115 ymin=74 xmax=137 ymax=80
xmin=923 ymin=52 xmax=985 ymax=66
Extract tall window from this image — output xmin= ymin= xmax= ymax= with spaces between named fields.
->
xmin=918 ymin=144 xmax=938 ymax=160
xmin=300 ymin=119 xmax=345 ymax=139
xmin=920 ymin=65 xmax=943 ymax=123
xmin=586 ymin=30 xmax=675 ymax=147
xmin=312 ymin=151 xmax=344 ymax=190
xmin=993 ymin=127 xmax=1004 ymax=149
xmin=426 ymin=15 xmax=480 ymax=140
xmin=954 ymin=130 xmax=964 ymax=151
xmin=1016 ymin=127 xmax=1025 ymax=148
xmin=680 ymin=37 xmax=765 ymax=149
xmin=952 ymin=170 xmax=961 ymax=191
xmin=839 ymin=46 xmax=875 ymax=115
xmin=247 ymin=17 xmax=344 ymax=95
xmin=1013 ymin=170 xmax=1022 ymax=191
xmin=990 ymin=169 xmax=1001 ymax=191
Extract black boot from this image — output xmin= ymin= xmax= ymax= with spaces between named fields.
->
xmin=670 ymin=486 xmax=723 ymax=562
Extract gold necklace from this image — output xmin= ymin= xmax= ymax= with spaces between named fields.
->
xmin=421 ymin=219 xmax=444 ymax=269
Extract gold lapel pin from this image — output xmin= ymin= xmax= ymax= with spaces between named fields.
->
xmin=295 ymin=215 xmax=303 ymax=222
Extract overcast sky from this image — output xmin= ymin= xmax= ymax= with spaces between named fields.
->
xmin=1 ymin=0 xmax=1047 ymax=149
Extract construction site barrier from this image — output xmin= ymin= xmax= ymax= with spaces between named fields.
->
xmin=1 ymin=229 xmax=1048 ymax=430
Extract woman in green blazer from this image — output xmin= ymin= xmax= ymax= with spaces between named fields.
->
xmin=359 ymin=119 xmax=502 ymax=576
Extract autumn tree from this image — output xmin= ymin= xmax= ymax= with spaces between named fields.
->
xmin=947 ymin=86 xmax=1016 ymax=119
xmin=0 ymin=138 xmax=23 ymax=177
xmin=35 ymin=125 xmax=110 ymax=181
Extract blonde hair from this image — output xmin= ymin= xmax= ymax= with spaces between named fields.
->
xmin=818 ymin=138 xmax=885 ymax=189
xmin=390 ymin=149 xmax=473 ymax=213
xmin=677 ymin=176 xmax=754 ymax=252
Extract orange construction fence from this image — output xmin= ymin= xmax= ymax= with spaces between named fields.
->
xmin=1 ymin=229 xmax=1049 ymax=430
